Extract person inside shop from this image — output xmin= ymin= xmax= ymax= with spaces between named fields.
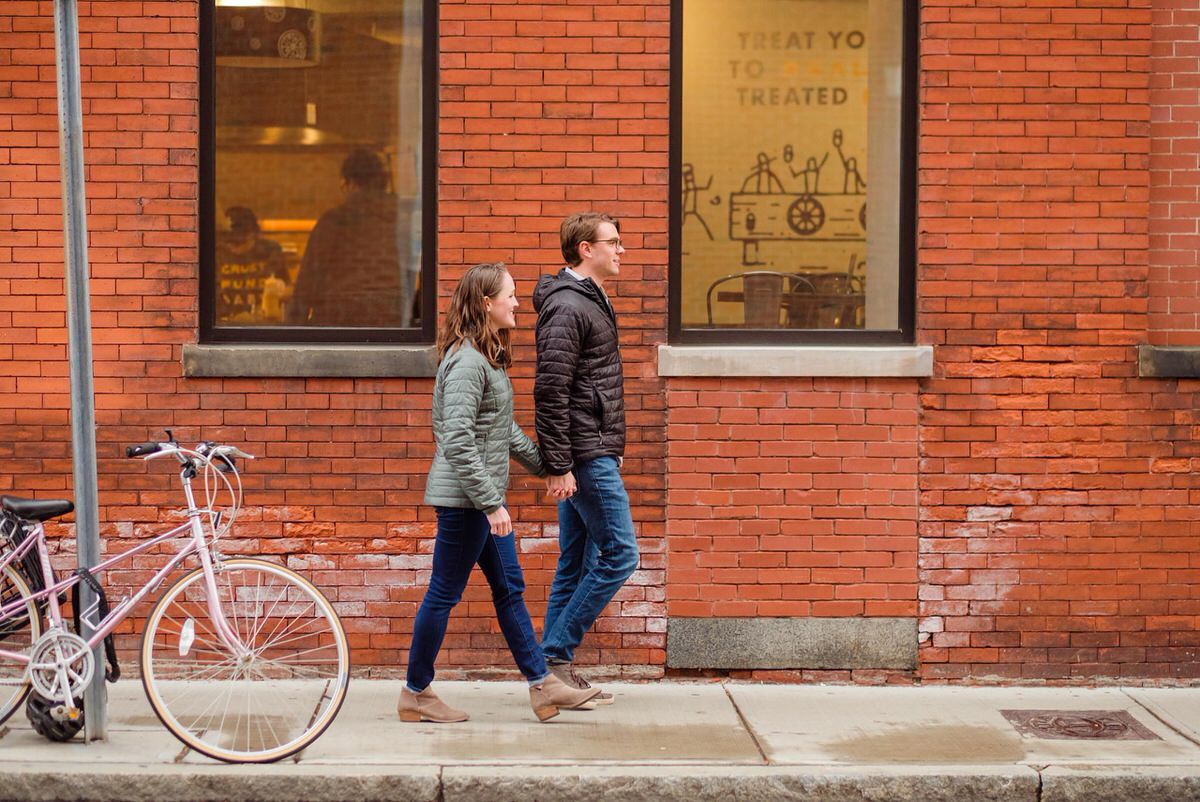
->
xmin=215 ymin=206 xmax=288 ymax=324
xmin=287 ymin=148 xmax=412 ymax=327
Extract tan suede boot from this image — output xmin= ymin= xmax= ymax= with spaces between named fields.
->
xmin=529 ymin=673 xmax=602 ymax=722
xmin=398 ymin=685 xmax=469 ymax=723
xmin=548 ymin=662 xmax=614 ymax=705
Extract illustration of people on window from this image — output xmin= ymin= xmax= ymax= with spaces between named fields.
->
xmin=741 ymin=152 xmax=786 ymax=194
xmin=682 ymin=163 xmax=715 ymax=240
xmin=787 ymin=151 xmax=828 ymax=195
xmin=833 ymin=129 xmax=867 ymax=194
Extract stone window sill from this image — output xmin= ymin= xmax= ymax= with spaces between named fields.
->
xmin=183 ymin=344 xmax=438 ymax=378
xmin=1138 ymin=345 xmax=1200 ymax=378
xmin=657 ymin=345 xmax=933 ymax=378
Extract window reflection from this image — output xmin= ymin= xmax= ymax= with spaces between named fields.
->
xmin=211 ymin=0 xmax=424 ymax=331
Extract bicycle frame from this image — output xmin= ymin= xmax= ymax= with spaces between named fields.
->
xmin=0 ymin=469 xmax=249 ymax=670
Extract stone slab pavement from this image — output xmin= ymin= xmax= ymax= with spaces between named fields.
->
xmin=0 ymin=679 xmax=1198 ymax=801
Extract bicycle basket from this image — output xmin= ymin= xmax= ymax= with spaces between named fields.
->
xmin=0 ymin=509 xmax=47 ymax=642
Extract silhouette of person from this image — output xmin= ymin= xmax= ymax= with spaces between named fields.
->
xmin=215 ymin=206 xmax=287 ymax=324
xmin=288 ymin=149 xmax=414 ymax=327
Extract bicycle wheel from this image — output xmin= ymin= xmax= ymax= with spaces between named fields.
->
xmin=0 ymin=564 xmax=41 ymax=725
xmin=140 ymin=558 xmax=349 ymax=763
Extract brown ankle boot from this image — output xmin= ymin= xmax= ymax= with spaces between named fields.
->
xmin=398 ymin=685 xmax=469 ymax=723
xmin=529 ymin=673 xmax=602 ymax=722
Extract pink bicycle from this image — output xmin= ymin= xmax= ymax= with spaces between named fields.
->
xmin=0 ymin=434 xmax=350 ymax=763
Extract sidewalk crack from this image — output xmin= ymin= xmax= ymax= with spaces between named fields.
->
xmin=1122 ymin=688 xmax=1200 ymax=749
xmin=723 ymin=683 xmax=769 ymax=766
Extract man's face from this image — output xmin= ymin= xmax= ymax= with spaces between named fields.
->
xmin=580 ymin=221 xmax=623 ymax=281
xmin=227 ymin=229 xmax=256 ymax=253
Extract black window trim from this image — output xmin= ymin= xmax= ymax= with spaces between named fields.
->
xmin=198 ymin=0 xmax=439 ymax=345
xmin=667 ymin=0 xmax=919 ymax=345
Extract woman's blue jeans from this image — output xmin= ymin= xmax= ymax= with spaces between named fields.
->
xmin=406 ymin=506 xmax=548 ymax=691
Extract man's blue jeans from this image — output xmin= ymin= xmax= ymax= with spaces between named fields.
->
xmin=406 ymin=506 xmax=548 ymax=691
xmin=541 ymin=456 xmax=639 ymax=664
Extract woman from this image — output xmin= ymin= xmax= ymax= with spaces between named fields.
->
xmin=400 ymin=263 xmax=601 ymax=723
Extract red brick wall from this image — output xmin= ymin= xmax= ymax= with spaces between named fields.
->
xmin=0 ymin=0 xmax=668 ymax=676
xmin=664 ymin=379 xmax=920 ymax=624
xmin=3 ymin=0 xmax=1198 ymax=684
xmin=919 ymin=0 xmax=1200 ymax=682
xmin=1149 ymin=0 xmax=1200 ymax=345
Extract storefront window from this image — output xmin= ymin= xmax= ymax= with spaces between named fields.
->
xmin=672 ymin=0 xmax=914 ymax=342
xmin=201 ymin=0 xmax=433 ymax=342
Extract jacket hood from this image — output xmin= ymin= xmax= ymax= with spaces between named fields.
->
xmin=532 ymin=268 xmax=606 ymax=312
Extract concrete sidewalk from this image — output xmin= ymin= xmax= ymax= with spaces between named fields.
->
xmin=1 ymin=679 xmax=1199 ymax=801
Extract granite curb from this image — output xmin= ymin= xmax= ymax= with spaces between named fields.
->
xmin=4 ymin=763 xmax=1200 ymax=802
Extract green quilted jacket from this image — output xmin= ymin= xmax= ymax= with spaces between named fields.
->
xmin=423 ymin=341 xmax=545 ymax=513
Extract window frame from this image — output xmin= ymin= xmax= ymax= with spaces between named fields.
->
xmin=667 ymin=0 xmax=919 ymax=345
xmin=198 ymin=0 xmax=439 ymax=345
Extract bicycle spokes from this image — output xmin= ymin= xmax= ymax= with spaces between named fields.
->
xmin=140 ymin=559 xmax=349 ymax=763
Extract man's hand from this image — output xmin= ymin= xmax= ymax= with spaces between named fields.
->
xmin=547 ymin=471 xmax=576 ymax=501
xmin=487 ymin=506 xmax=513 ymax=536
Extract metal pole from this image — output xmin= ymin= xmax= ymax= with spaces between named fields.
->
xmin=52 ymin=0 xmax=106 ymax=741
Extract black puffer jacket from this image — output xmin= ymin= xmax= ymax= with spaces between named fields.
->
xmin=533 ymin=269 xmax=626 ymax=475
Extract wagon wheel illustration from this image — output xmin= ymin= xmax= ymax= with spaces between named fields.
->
xmin=859 ymin=202 xmax=866 ymax=231
xmin=787 ymin=194 xmax=826 ymax=236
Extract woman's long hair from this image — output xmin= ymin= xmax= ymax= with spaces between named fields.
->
xmin=437 ymin=262 xmax=512 ymax=369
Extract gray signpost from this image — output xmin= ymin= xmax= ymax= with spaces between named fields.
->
xmin=52 ymin=0 xmax=106 ymax=741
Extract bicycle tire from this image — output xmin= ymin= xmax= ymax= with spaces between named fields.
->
xmin=0 ymin=564 xmax=41 ymax=725
xmin=139 ymin=558 xmax=350 ymax=763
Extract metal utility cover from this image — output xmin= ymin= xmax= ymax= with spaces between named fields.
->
xmin=1000 ymin=710 xmax=1161 ymax=741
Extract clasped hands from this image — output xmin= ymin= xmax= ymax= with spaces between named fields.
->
xmin=488 ymin=472 xmax=575 ymax=538
xmin=546 ymin=471 xmax=576 ymax=501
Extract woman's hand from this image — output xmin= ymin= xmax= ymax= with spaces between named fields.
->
xmin=487 ymin=506 xmax=513 ymax=536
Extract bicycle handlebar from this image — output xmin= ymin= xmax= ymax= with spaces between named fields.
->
xmin=126 ymin=442 xmax=162 ymax=458
xmin=124 ymin=442 xmax=256 ymax=461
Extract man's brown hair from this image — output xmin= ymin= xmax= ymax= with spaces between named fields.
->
xmin=559 ymin=212 xmax=620 ymax=266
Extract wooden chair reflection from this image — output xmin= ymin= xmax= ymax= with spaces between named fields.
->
xmin=705 ymin=260 xmax=865 ymax=329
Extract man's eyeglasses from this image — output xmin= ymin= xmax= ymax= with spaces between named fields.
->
xmin=587 ymin=237 xmax=622 ymax=249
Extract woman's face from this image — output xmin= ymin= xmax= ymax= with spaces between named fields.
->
xmin=485 ymin=272 xmax=518 ymax=330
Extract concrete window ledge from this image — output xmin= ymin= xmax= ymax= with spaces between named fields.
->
xmin=658 ymin=344 xmax=933 ymax=378
xmin=1138 ymin=345 xmax=1200 ymax=379
xmin=667 ymin=617 xmax=918 ymax=670
xmin=183 ymin=343 xmax=439 ymax=378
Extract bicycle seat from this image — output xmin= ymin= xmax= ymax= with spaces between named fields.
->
xmin=0 ymin=496 xmax=74 ymax=522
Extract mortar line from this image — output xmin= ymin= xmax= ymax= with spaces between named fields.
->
xmin=722 ymin=683 xmax=769 ymax=766
xmin=1121 ymin=688 xmax=1200 ymax=749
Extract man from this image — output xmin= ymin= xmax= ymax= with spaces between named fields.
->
xmin=533 ymin=212 xmax=639 ymax=705
xmin=215 ymin=206 xmax=286 ymax=324
xmin=288 ymin=148 xmax=414 ymax=327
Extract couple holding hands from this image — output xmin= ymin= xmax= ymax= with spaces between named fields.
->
xmin=399 ymin=212 xmax=639 ymax=723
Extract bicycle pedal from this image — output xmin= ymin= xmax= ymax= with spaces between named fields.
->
xmin=51 ymin=705 xmax=82 ymax=723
